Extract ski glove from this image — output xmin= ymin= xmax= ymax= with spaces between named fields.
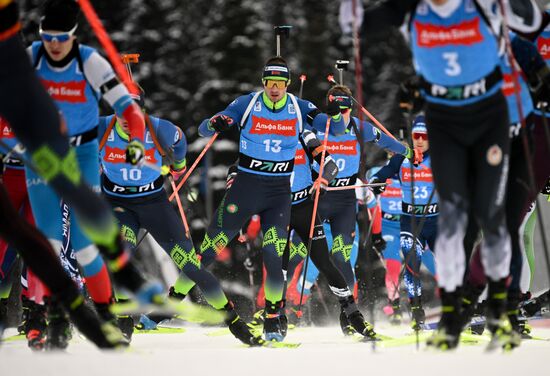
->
xmin=170 ymin=159 xmax=187 ymax=181
xmin=125 ymin=140 xmax=146 ymax=166
xmin=404 ymin=146 xmax=423 ymax=165
xmin=326 ymin=99 xmax=342 ymax=117
xmin=309 ymin=156 xmax=339 ymax=198
xmin=371 ymin=233 xmax=386 ymax=255
xmin=398 ymin=76 xmax=424 ymax=115
xmin=369 ymin=177 xmax=386 ymax=195
xmin=529 ymin=66 xmax=550 ymax=111
xmin=208 ymin=114 xmax=233 ymax=133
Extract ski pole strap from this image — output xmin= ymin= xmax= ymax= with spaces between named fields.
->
xmin=325 ymin=182 xmax=386 ymax=192
xmin=145 ymin=114 xmax=166 ymax=157
xmin=99 ymin=116 xmax=117 ymax=151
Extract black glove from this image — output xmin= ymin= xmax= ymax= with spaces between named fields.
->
xmin=125 ymin=140 xmax=145 ymax=166
xmin=326 ymin=99 xmax=341 ymax=117
xmin=321 ymin=156 xmax=339 ymax=184
xmin=542 ymin=177 xmax=550 ymax=196
xmin=208 ymin=114 xmax=232 ymax=133
xmin=529 ymin=65 xmax=550 ymax=111
xmin=371 ymin=233 xmax=386 ymax=255
xmin=398 ymin=76 xmax=424 ymax=115
xmin=369 ymin=177 xmax=386 ymax=195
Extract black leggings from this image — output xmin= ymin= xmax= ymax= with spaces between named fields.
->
xmin=317 ymin=190 xmax=358 ymax=290
xmin=199 ymin=171 xmax=291 ymax=305
xmin=426 ymin=92 xmax=511 ymax=291
xmin=106 ymin=191 xmax=230 ymax=309
xmin=286 ymin=199 xmax=351 ymax=297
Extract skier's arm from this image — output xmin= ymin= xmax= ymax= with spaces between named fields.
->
xmin=298 ymin=99 xmax=346 ymax=136
xmin=361 ymin=0 xmax=414 ymax=35
xmin=198 ymin=94 xmax=251 ymax=137
xmin=155 ymin=118 xmax=187 ymax=170
xmin=360 ymin=120 xmax=407 ymax=155
xmin=371 ymin=154 xmax=404 ymax=182
xmin=84 ymin=52 xmax=145 ymax=142
xmin=300 ymin=129 xmax=339 ymax=184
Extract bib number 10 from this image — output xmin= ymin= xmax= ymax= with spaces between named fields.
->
xmin=443 ymin=52 xmax=461 ymax=77
xmin=121 ymin=168 xmax=142 ymax=181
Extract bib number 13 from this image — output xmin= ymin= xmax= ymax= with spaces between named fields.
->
xmin=443 ymin=52 xmax=461 ymax=76
xmin=263 ymin=139 xmax=282 ymax=153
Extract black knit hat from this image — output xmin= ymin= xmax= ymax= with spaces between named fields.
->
xmin=40 ymin=0 xmax=79 ymax=32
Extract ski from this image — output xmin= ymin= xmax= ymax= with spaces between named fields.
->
xmin=110 ymin=298 xmax=225 ymax=325
xmin=134 ymin=327 xmax=186 ymax=335
xmin=261 ymin=340 xmax=301 ymax=349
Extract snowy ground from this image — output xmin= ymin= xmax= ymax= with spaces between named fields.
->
xmin=1 ymin=320 xmax=549 ymax=376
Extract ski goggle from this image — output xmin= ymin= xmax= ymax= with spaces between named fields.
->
xmin=39 ymin=24 xmax=77 ymax=43
xmin=263 ymin=79 xmax=288 ymax=89
xmin=412 ymin=132 xmax=428 ymax=141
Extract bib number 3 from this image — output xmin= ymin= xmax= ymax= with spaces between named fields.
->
xmin=443 ymin=52 xmax=461 ymax=77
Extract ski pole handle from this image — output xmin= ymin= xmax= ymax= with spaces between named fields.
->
xmin=169 ymin=133 xmax=218 ymax=202
xmin=325 ymin=182 xmax=387 ymax=192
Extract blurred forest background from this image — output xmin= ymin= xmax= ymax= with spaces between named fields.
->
xmin=18 ymin=0 xmax=416 ymax=234
xmin=10 ymin=1 xmax=549 ymax=320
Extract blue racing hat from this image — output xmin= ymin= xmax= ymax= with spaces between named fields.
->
xmin=412 ymin=115 xmax=427 ymax=134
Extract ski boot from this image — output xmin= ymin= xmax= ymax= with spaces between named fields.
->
xmin=410 ymin=297 xmax=425 ymax=331
xmin=0 ymin=298 xmax=7 ymax=340
xmin=459 ymin=283 xmax=485 ymax=335
xmin=138 ymin=286 xmax=187 ymax=329
xmin=18 ymin=296 xmax=31 ymax=334
xmin=520 ymin=290 xmax=548 ymax=317
xmin=339 ymin=295 xmax=378 ymax=340
xmin=248 ymin=308 xmax=265 ymax=331
xmin=427 ymin=290 xmax=461 ymax=350
xmin=224 ymin=301 xmax=263 ymax=346
xmin=507 ymin=291 xmax=531 ymax=339
xmin=95 ymin=302 xmax=133 ymax=341
xmin=25 ymin=301 xmax=47 ymax=351
xmin=263 ymin=300 xmax=287 ymax=342
xmin=486 ymin=280 xmax=521 ymax=351
xmin=46 ymin=298 xmax=72 ymax=350
xmin=59 ymin=288 xmax=128 ymax=349
xmin=388 ymin=299 xmax=402 ymax=325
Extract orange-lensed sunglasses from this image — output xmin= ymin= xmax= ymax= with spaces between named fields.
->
xmin=412 ymin=133 xmax=428 ymax=141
